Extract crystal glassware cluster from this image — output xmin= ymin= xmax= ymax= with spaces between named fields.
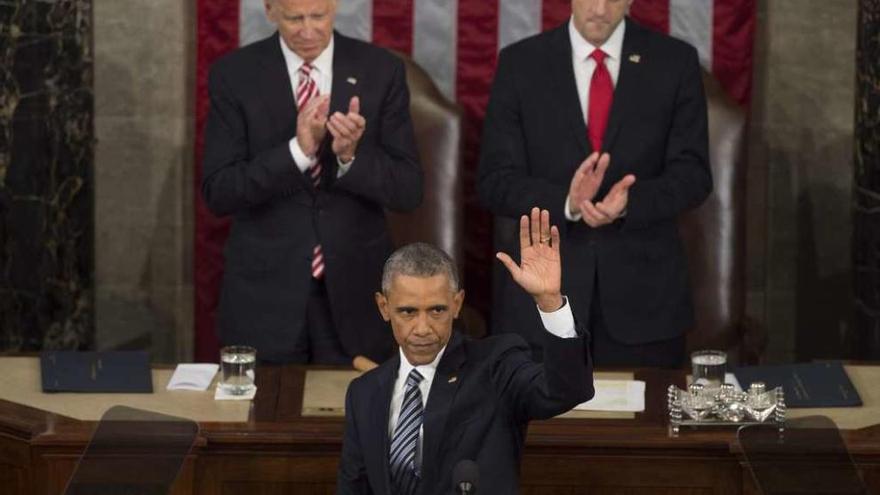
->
xmin=667 ymin=381 xmax=786 ymax=434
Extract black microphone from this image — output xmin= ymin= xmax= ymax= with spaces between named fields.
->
xmin=452 ymin=459 xmax=479 ymax=495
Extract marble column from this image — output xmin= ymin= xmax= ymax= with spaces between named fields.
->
xmin=0 ymin=0 xmax=94 ymax=350
xmin=853 ymin=0 xmax=880 ymax=358
xmin=92 ymin=0 xmax=194 ymax=362
xmin=749 ymin=0 xmax=857 ymax=362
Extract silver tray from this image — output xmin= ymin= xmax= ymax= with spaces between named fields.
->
xmin=667 ymin=382 xmax=786 ymax=434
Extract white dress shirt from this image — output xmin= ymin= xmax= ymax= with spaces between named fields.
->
xmin=565 ymin=17 xmax=626 ymax=222
xmin=279 ymin=36 xmax=355 ymax=177
xmin=387 ymin=298 xmax=578 ymax=464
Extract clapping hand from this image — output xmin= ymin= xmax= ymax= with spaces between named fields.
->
xmin=327 ymin=96 xmax=366 ymax=162
xmin=495 ymin=207 xmax=563 ymax=312
xmin=568 ymin=152 xmax=610 ymax=216
xmin=580 ymin=174 xmax=635 ymax=227
xmin=296 ymin=94 xmax=330 ymax=157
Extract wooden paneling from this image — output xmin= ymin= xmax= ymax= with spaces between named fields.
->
xmin=0 ymin=365 xmax=878 ymax=494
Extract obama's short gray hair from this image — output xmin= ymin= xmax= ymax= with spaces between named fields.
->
xmin=381 ymin=243 xmax=460 ymax=294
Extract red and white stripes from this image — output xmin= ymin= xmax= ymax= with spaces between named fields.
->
xmin=237 ymin=0 xmax=753 ymax=105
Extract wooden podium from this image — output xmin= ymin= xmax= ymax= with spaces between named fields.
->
xmin=1 ymin=360 xmax=879 ymax=494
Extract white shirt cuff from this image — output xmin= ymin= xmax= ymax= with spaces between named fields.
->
xmin=289 ymin=137 xmax=318 ymax=173
xmin=537 ymin=296 xmax=577 ymax=339
xmin=336 ymin=155 xmax=355 ymax=177
xmin=564 ymin=194 xmax=583 ymax=221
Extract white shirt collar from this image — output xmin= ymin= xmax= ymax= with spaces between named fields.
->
xmin=278 ymin=33 xmax=334 ymax=77
xmin=568 ymin=16 xmax=626 ymax=63
xmin=397 ymin=343 xmax=447 ymax=385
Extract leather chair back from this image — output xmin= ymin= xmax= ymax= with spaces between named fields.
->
xmin=385 ymin=56 xmax=487 ymax=336
xmin=680 ymin=72 xmax=749 ymax=358
xmin=385 ymin=55 xmax=465 ymax=278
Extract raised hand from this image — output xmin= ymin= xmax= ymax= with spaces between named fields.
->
xmin=568 ymin=152 xmax=610 ymax=216
xmin=581 ymin=174 xmax=636 ymax=227
xmin=296 ymin=94 xmax=330 ymax=156
xmin=328 ymin=96 xmax=367 ymax=162
xmin=496 ymin=207 xmax=563 ymax=312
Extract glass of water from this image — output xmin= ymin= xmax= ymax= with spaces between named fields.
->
xmin=691 ymin=350 xmax=727 ymax=390
xmin=220 ymin=346 xmax=257 ymax=395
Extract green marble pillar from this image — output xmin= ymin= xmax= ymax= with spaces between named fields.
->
xmin=854 ymin=0 xmax=880 ymax=358
xmin=0 ymin=0 xmax=94 ymax=350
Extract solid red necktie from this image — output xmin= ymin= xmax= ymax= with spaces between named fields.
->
xmin=587 ymin=49 xmax=613 ymax=152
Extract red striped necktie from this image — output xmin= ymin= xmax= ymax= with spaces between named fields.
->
xmin=296 ymin=62 xmax=325 ymax=279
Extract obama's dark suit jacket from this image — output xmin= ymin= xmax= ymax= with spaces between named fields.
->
xmin=337 ymin=330 xmax=594 ymax=494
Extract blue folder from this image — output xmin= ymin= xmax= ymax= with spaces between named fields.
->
xmin=40 ymin=351 xmax=153 ymax=393
xmin=733 ymin=362 xmax=862 ymax=408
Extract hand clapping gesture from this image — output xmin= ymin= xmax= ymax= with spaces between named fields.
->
xmin=571 ymin=153 xmax=636 ymax=228
xmin=568 ymin=152 xmax=610 ymax=216
xmin=296 ymin=94 xmax=331 ymax=157
xmin=580 ymin=173 xmax=636 ymax=227
xmin=328 ymin=96 xmax=366 ymax=162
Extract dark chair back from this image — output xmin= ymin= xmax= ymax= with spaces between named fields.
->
xmin=680 ymin=72 xmax=760 ymax=362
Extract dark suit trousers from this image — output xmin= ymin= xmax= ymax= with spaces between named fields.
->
xmin=589 ymin=273 xmax=686 ymax=369
xmin=287 ymin=278 xmax=350 ymax=365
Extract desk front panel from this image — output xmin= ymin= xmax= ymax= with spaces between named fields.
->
xmin=1 ymin=365 xmax=878 ymax=494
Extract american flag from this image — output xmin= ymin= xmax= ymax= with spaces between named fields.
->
xmin=194 ymin=0 xmax=756 ymax=360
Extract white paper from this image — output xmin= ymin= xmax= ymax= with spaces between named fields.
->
xmin=214 ymin=384 xmax=257 ymax=401
xmin=166 ymin=363 xmax=219 ymax=391
xmin=575 ymin=379 xmax=646 ymax=412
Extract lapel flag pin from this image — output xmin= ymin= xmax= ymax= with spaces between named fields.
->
xmin=629 ymin=54 xmax=641 ymax=63
xmin=347 ymin=77 xmax=358 ymax=85
xmin=448 ymin=376 xmax=458 ymax=384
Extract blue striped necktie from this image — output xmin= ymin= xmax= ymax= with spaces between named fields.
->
xmin=390 ymin=369 xmax=424 ymax=494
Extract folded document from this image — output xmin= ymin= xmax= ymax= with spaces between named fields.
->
xmin=166 ymin=364 xmax=219 ymax=391
xmin=575 ymin=380 xmax=646 ymax=412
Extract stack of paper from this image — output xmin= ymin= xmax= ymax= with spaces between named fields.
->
xmin=166 ymin=364 xmax=219 ymax=391
xmin=575 ymin=379 xmax=646 ymax=412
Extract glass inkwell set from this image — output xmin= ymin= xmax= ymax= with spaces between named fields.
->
xmin=668 ymin=350 xmax=786 ymax=434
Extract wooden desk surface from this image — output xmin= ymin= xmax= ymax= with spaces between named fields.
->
xmin=1 ymin=364 xmax=879 ymax=495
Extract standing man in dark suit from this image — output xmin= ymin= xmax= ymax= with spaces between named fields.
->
xmin=202 ymin=0 xmax=422 ymax=364
xmin=338 ymin=208 xmax=594 ymax=495
xmin=478 ymin=0 xmax=712 ymax=368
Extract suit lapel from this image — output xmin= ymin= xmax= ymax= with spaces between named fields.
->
xmin=316 ymin=32 xmax=360 ymax=184
xmin=255 ymin=33 xmax=299 ymax=142
xmin=369 ymin=355 xmax=398 ymax=495
xmin=602 ymin=18 xmax=646 ymax=152
xmin=420 ymin=333 xmax=466 ymax=489
xmin=329 ymin=32 xmax=360 ymax=120
xmin=548 ymin=25 xmax=592 ymax=157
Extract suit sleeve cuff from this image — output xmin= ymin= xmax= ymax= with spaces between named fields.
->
xmin=538 ymin=296 xmax=577 ymax=338
xmin=289 ymin=137 xmax=318 ymax=173
xmin=336 ymin=155 xmax=355 ymax=178
xmin=564 ymin=194 xmax=582 ymax=222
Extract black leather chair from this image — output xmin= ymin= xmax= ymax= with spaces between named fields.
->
xmin=385 ymin=55 xmax=486 ymax=337
xmin=680 ymin=72 xmax=764 ymax=363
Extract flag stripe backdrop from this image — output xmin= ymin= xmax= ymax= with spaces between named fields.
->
xmin=194 ymin=0 xmax=755 ymax=360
